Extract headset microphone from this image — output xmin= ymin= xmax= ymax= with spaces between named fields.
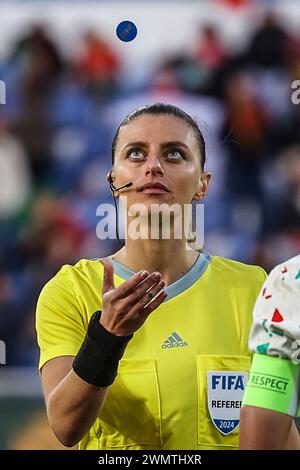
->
xmin=110 ymin=181 xmax=133 ymax=193
xmin=108 ymin=172 xmax=133 ymax=243
xmin=108 ymin=171 xmax=133 ymax=193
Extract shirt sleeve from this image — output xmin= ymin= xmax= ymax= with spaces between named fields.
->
xmin=243 ymin=257 xmax=300 ymax=416
xmin=248 ymin=256 xmax=300 ymax=362
xmin=36 ymin=264 xmax=87 ymax=370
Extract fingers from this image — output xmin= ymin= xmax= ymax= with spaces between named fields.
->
xmin=100 ymin=262 xmax=168 ymax=336
xmin=141 ymin=291 xmax=168 ymax=318
xmin=113 ymin=269 xmax=150 ymax=299
xmin=101 ymin=259 xmax=115 ymax=294
xmin=123 ymin=272 xmax=163 ymax=305
xmin=129 ymin=279 xmax=166 ymax=316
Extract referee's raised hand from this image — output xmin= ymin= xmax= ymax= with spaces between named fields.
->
xmin=100 ymin=259 xmax=167 ymax=337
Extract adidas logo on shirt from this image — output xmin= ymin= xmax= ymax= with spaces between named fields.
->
xmin=162 ymin=332 xmax=188 ymax=349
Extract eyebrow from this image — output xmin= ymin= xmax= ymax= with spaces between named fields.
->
xmin=122 ymin=141 xmax=190 ymax=151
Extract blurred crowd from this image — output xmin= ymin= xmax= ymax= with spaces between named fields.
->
xmin=0 ymin=10 xmax=300 ymax=366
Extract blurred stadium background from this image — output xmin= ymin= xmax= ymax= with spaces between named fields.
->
xmin=0 ymin=0 xmax=300 ymax=449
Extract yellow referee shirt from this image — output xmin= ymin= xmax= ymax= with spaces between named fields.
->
xmin=36 ymin=253 xmax=266 ymax=450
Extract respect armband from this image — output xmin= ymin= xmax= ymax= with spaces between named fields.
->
xmin=73 ymin=311 xmax=133 ymax=388
xmin=242 ymin=354 xmax=300 ymax=417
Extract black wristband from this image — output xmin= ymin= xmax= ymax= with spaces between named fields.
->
xmin=73 ymin=311 xmax=133 ymax=387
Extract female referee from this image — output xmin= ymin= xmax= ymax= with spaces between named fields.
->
xmin=37 ymin=103 xmax=271 ymax=450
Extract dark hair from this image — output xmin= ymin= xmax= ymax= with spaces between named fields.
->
xmin=111 ymin=103 xmax=206 ymax=170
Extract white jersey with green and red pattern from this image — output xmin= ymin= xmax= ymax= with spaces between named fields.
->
xmin=248 ymin=254 xmax=300 ymax=360
xmin=243 ymin=255 xmax=300 ymax=417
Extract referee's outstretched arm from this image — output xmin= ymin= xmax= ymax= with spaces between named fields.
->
xmin=40 ymin=259 xmax=166 ymax=447
xmin=41 ymin=355 xmax=108 ymax=447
